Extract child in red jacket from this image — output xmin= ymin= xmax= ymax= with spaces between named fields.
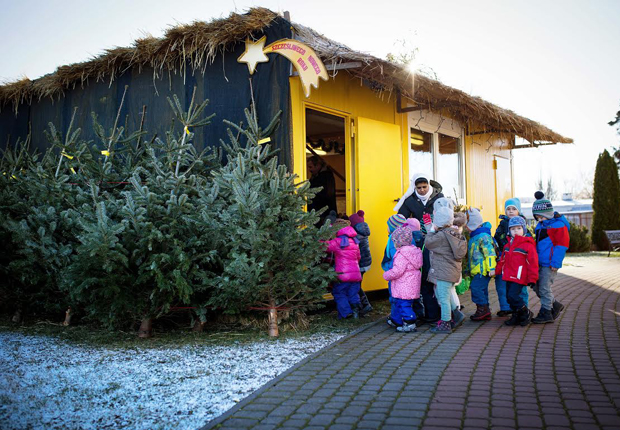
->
xmin=495 ymin=217 xmax=539 ymax=326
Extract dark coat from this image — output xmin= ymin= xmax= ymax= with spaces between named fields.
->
xmin=397 ymin=180 xmax=444 ymax=231
xmin=308 ymin=168 xmax=337 ymax=215
xmin=353 ymin=222 xmax=372 ymax=269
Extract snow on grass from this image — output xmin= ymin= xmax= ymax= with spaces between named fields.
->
xmin=0 ymin=331 xmax=346 ymax=429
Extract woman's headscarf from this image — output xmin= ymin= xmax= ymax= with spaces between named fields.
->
xmin=393 ymin=173 xmax=432 ymax=212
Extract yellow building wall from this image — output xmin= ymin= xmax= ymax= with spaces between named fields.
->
xmin=464 ymin=132 xmax=513 ymax=231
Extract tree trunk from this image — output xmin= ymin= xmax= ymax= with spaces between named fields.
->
xmin=138 ymin=317 xmax=153 ymax=338
xmin=268 ymin=299 xmax=279 ymax=337
xmin=62 ymin=307 xmax=72 ymax=326
xmin=192 ymin=320 xmax=206 ymax=332
xmin=11 ymin=308 xmax=22 ymax=324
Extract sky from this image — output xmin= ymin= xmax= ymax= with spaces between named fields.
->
xmin=1 ymin=0 xmax=619 ymax=199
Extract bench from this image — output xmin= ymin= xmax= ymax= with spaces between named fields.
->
xmin=604 ymin=230 xmax=620 ymax=256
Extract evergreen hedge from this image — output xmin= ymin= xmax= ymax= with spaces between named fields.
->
xmin=591 ymin=149 xmax=620 ymax=249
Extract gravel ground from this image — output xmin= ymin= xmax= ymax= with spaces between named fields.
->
xmin=0 ymin=331 xmax=347 ymax=429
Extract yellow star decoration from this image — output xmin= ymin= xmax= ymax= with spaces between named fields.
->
xmin=237 ymin=36 xmax=270 ymax=75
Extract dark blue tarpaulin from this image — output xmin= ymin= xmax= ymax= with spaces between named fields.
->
xmin=0 ymin=17 xmax=294 ymax=168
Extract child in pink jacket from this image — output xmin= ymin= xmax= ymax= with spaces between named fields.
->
xmin=383 ymin=225 xmax=423 ymax=332
xmin=325 ymin=224 xmax=363 ymax=319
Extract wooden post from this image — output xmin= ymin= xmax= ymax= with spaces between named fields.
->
xmin=63 ymin=307 xmax=73 ymax=326
xmin=138 ymin=317 xmax=153 ymax=338
xmin=267 ymin=299 xmax=279 ymax=337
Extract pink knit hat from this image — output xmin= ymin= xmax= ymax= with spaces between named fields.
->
xmin=405 ymin=218 xmax=421 ymax=232
xmin=349 ymin=210 xmax=365 ymax=226
xmin=392 ymin=226 xmax=413 ymax=248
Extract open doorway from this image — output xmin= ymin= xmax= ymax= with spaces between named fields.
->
xmin=305 ymin=107 xmax=348 ymax=217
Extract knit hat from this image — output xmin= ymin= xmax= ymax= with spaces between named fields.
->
xmin=532 ymin=191 xmax=554 ymax=219
xmin=504 ymin=197 xmax=522 ymax=214
xmin=508 ymin=216 xmax=527 ymax=232
xmin=434 ymin=197 xmax=455 ymax=212
xmin=405 ymin=218 xmax=421 ymax=232
xmin=387 ymin=213 xmax=407 ymax=233
xmin=332 ymin=218 xmax=351 ymax=230
xmin=349 ymin=210 xmax=365 ymax=227
xmin=466 ymin=208 xmax=484 ymax=231
xmin=453 ymin=212 xmax=467 ymax=228
xmin=392 ymin=226 xmax=413 ymax=248
xmin=433 ymin=207 xmax=454 ymax=228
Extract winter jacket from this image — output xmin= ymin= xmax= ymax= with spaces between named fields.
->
xmin=535 ymin=212 xmax=570 ymax=269
xmin=381 ymin=230 xmax=425 ymax=271
xmin=425 ymin=227 xmax=467 ymax=284
xmin=466 ymin=222 xmax=497 ymax=276
xmin=494 ymin=214 xmax=530 ymax=255
xmin=353 ymin=222 xmax=372 ymax=269
xmin=496 ymin=235 xmax=539 ymax=286
xmin=324 ymin=226 xmax=362 ymax=282
xmin=383 ymin=245 xmax=423 ymax=299
xmin=397 ymin=180 xmax=444 ymax=234
xmin=308 ymin=168 xmax=337 ymax=215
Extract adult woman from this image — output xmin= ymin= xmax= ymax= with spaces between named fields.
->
xmin=393 ymin=173 xmax=445 ymax=324
xmin=307 ymin=156 xmax=337 ymax=222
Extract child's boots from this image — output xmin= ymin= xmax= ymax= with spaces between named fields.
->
xmin=351 ymin=303 xmax=361 ymax=319
xmin=397 ymin=320 xmax=417 ymax=333
xmin=470 ymin=304 xmax=491 ymax=321
xmin=430 ymin=320 xmax=452 ymax=334
xmin=552 ymin=300 xmax=564 ymax=320
xmin=532 ymin=308 xmax=553 ymax=324
xmin=505 ymin=306 xmax=532 ymax=326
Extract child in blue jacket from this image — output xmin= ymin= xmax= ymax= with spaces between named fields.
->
xmin=531 ymin=192 xmax=570 ymax=324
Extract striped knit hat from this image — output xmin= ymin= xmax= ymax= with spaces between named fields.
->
xmin=387 ymin=214 xmax=407 ymax=233
xmin=532 ymin=191 xmax=554 ymax=219
xmin=392 ymin=226 xmax=413 ymax=248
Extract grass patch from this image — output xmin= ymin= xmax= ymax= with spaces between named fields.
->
xmin=566 ymin=251 xmax=620 ymax=258
xmin=0 ymin=294 xmax=391 ymax=349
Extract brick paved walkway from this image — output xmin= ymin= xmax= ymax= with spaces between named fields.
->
xmin=203 ymin=257 xmax=620 ymax=430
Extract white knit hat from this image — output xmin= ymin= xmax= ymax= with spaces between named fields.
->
xmin=466 ymin=208 xmax=484 ymax=231
xmin=433 ymin=207 xmax=454 ymax=228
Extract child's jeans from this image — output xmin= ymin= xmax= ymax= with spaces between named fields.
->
xmin=391 ymin=298 xmax=416 ymax=325
xmin=506 ymin=281 xmax=527 ymax=310
xmin=533 ymin=267 xmax=556 ymax=311
xmin=435 ymin=280 xmax=458 ymax=322
xmin=332 ymin=282 xmax=361 ymax=319
xmin=496 ymin=274 xmax=529 ymax=311
xmin=470 ymin=274 xmax=491 ymax=305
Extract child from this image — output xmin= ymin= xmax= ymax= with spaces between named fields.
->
xmin=531 ymin=192 xmax=570 ymax=323
xmin=495 ymin=217 xmax=538 ymax=326
xmin=381 ymin=214 xmax=407 ymax=327
xmin=324 ymin=220 xmax=363 ymax=319
xmin=406 ymin=218 xmax=426 ymax=320
xmin=425 ymin=205 xmax=468 ymax=333
xmin=383 ymin=226 xmax=423 ymax=332
xmin=465 ymin=208 xmax=497 ymax=321
xmin=494 ymin=198 xmax=530 ymax=316
xmin=451 ymin=211 xmax=468 ymax=311
xmin=349 ymin=210 xmax=373 ymax=316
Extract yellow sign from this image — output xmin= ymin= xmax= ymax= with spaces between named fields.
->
xmin=238 ymin=36 xmax=328 ymax=97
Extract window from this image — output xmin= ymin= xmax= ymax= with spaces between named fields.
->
xmin=409 ymin=127 xmax=465 ymax=200
xmin=409 ymin=129 xmax=433 ymax=179
xmin=437 ymin=133 xmax=462 ymax=200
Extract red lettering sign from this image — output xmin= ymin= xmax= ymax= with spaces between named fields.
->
xmin=308 ymin=56 xmax=321 ymax=74
xmin=296 ymin=57 xmax=308 ymax=71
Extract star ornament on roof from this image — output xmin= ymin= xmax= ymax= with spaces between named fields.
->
xmin=238 ymin=36 xmax=328 ymax=97
xmin=238 ymin=36 xmax=270 ymax=74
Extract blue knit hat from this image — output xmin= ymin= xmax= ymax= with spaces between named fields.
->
xmin=508 ymin=216 xmax=527 ymax=233
xmin=504 ymin=198 xmax=522 ymax=214
xmin=387 ymin=214 xmax=407 ymax=233
xmin=532 ymin=191 xmax=554 ymax=219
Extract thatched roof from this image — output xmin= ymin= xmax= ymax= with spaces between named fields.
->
xmin=0 ymin=7 xmax=571 ymax=144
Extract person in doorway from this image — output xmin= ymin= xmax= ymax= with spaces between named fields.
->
xmin=349 ymin=210 xmax=373 ymax=316
xmin=307 ymin=156 xmax=337 ymax=223
xmin=394 ymin=173 xmax=444 ymax=324
xmin=495 ymin=216 xmax=538 ymax=327
xmin=531 ymin=192 xmax=570 ymax=324
xmin=494 ymin=198 xmax=530 ymax=317
xmin=465 ymin=208 xmax=497 ymax=321
xmin=383 ymin=225 xmax=423 ymax=333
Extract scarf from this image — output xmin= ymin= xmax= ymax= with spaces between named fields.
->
xmin=393 ymin=173 xmax=431 ymax=211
